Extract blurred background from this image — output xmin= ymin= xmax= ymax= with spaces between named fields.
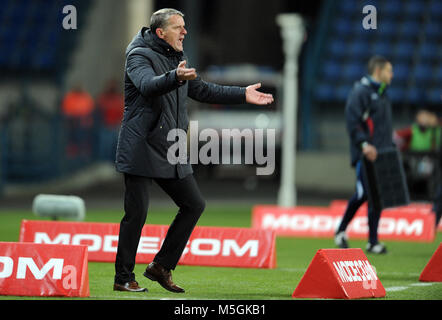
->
xmin=0 ymin=0 xmax=440 ymax=211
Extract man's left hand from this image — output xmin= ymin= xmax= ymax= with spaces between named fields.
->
xmin=245 ymin=83 xmax=274 ymax=105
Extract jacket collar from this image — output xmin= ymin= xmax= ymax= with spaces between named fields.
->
xmin=142 ymin=27 xmax=184 ymax=59
xmin=361 ymin=75 xmax=387 ymax=95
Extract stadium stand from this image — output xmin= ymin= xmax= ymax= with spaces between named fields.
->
xmin=300 ymin=0 xmax=441 ymax=150
xmin=313 ymin=0 xmax=441 ymax=105
xmin=0 ymin=0 xmax=91 ymax=184
xmin=0 ymin=0 xmax=87 ymax=74
xmin=0 ymin=0 xmax=440 ymax=186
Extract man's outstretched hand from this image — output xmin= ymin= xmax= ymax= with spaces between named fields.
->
xmin=245 ymin=83 xmax=274 ymax=105
xmin=176 ymin=60 xmax=197 ymax=81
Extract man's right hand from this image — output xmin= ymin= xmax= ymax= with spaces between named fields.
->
xmin=176 ymin=60 xmax=197 ymax=81
xmin=362 ymin=143 xmax=377 ymax=162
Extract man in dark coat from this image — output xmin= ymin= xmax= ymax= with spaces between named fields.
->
xmin=113 ymin=8 xmax=274 ymax=293
xmin=334 ymin=55 xmax=394 ymax=254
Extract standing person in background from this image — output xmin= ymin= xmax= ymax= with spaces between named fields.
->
xmin=394 ymin=108 xmax=441 ymax=202
xmin=97 ymin=79 xmax=124 ymax=161
xmin=61 ymin=84 xmax=95 ymax=157
xmin=334 ymin=55 xmax=394 ymax=254
xmin=113 ymin=8 xmax=274 ymax=293
xmin=394 ymin=109 xmax=441 ymax=152
xmin=433 ymin=113 xmax=442 ymax=229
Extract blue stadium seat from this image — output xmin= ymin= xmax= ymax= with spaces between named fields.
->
xmin=435 ymin=65 xmax=442 ymax=82
xmin=46 ymin=30 xmax=60 ymax=45
xmin=362 ymin=0 xmax=380 ymax=7
xmin=424 ymin=20 xmax=440 ymax=38
xmin=406 ymin=87 xmax=424 ymax=104
xmin=339 ymin=0 xmax=358 ymax=14
xmin=334 ymin=18 xmax=352 ymax=36
xmin=414 ymin=64 xmax=434 ymax=82
xmin=343 ymin=62 xmax=365 ymax=81
xmin=427 ymin=89 xmax=441 ymax=104
xmin=399 ymin=20 xmax=422 ymax=39
xmin=32 ymin=50 xmax=56 ymax=69
xmin=377 ymin=20 xmax=396 ymax=37
xmin=419 ymin=42 xmax=439 ymax=60
xmin=32 ymin=6 xmax=52 ymax=24
xmin=372 ymin=41 xmax=391 ymax=57
xmin=328 ymin=39 xmax=348 ymax=58
xmin=0 ymin=29 xmax=16 ymax=45
xmin=393 ymin=63 xmax=410 ymax=82
xmin=315 ymin=82 xmax=335 ymax=101
xmin=8 ymin=4 xmax=26 ymax=24
xmin=387 ymin=86 xmax=404 ymax=102
xmin=348 ymin=40 xmax=370 ymax=57
xmin=382 ymin=0 xmax=402 ymax=17
xmin=322 ymin=60 xmax=341 ymax=80
xmin=336 ymin=84 xmax=352 ymax=101
xmin=394 ymin=41 xmax=416 ymax=60
xmin=0 ymin=45 xmax=11 ymax=66
xmin=429 ymin=0 xmax=442 ymax=16
xmin=403 ymin=0 xmax=427 ymax=16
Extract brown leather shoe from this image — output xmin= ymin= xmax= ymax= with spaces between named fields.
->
xmin=113 ymin=281 xmax=148 ymax=292
xmin=143 ymin=262 xmax=185 ymax=293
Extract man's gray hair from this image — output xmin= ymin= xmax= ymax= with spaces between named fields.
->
xmin=150 ymin=8 xmax=184 ymax=31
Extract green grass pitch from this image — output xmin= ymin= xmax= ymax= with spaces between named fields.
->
xmin=0 ymin=204 xmax=441 ymax=300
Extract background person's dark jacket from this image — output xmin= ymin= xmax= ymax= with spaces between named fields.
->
xmin=116 ymin=27 xmax=246 ymax=178
xmin=346 ymin=76 xmax=394 ymax=167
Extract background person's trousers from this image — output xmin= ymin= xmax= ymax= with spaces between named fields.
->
xmin=337 ymin=160 xmax=382 ymax=245
xmin=114 ymin=173 xmax=206 ymax=284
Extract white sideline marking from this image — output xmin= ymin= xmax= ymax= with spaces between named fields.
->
xmin=410 ymin=282 xmax=433 ymax=287
xmin=385 ymin=286 xmax=409 ymax=292
xmin=385 ymin=282 xmax=435 ymax=292
xmin=379 ymin=271 xmax=420 ymax=277
xmin=279 ymin=268 xmax=305 ymax=273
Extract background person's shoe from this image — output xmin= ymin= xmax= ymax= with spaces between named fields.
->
xmin=366 ymin=242 xmax=387 ymax=254
xmin=113 ymin=281 xmax=148 ymax=292
xmin=143 ymin=262 xmax=185 ymax=293
xmin=334 ymin=231 xmax=349 ymax=248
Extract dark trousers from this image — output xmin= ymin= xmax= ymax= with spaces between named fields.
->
xmin=114 ymin=173 xmax=205 ymax=284
xmin=337 ymin=161 xmax=382 ymax=245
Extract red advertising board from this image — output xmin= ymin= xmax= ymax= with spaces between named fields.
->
xmin=330 ymin=200 xmax=442 ymax=232
xmin=0 ymin=242 xmax=89 ymax=297
xmin=252 ymin=205 xmax=435 ymax=242
xmin=19 ymin=220 xmax=276 ymax=269
xmin=293 ymin=248 xmax=386 ymax=299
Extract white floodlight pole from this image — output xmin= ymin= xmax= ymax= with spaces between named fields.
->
xmin=276 ymin=14 xmax=305 ymax=207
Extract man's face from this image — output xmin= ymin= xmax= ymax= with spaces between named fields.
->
xmin=378 ymin=62 xmax=394 ymax=85
xmin=157 ymin=15 xmax=187 ymax=52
